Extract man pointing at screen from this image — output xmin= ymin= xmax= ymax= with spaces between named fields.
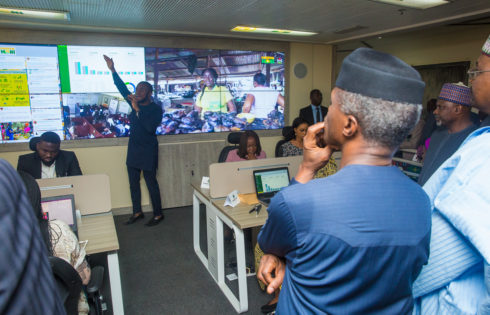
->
xmin=104 ymin=55 xmax=164 ymax=227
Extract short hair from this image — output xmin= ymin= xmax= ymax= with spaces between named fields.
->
xmin=310 ymin=89 xmax=321 ymax=98
xmin=337 ymin=89 xmax=422 ymax=149
xmin=40 ymin=132 xmax=61 ymax=145
xmin=237 ymin=130 xmax=262 ymax=159
xmin=253 ymin=73 xmax=267 ymax=86
xmin=138 ymin=81 xmax=153 ymax=93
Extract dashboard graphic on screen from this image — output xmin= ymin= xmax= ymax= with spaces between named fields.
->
xmin=0 ymin=43 xmax=285 ymax=143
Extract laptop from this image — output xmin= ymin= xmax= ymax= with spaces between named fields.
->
xmin=41 ymin=194 xmax=78 ymax=236
xmin=253 ymin=167 xmax=290 ymax=206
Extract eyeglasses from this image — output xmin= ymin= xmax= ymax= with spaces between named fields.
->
xmin=467 ymin=69 xmax=490 ymax=79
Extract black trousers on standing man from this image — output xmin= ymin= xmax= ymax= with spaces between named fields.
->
xmin=127 ymin=166 xmax=162 ymax=217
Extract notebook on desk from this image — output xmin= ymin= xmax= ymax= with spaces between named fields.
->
xmin=41 ymin=194 xmax=78 ymax=236
xmin=253 ymin=167 xmax=290 ymax=206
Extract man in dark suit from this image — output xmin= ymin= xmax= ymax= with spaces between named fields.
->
xmin=104 ymin=55 xmax=164 ymax=227
xmin=299 ymin=89 xmax=328 ymax=125
xmin=17 ymin=131 xmax=82 ymax=179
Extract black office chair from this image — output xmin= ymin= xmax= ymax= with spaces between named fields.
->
xmin=218 ymin=132 xmax=242 ymax=162
xmin=275 ymin=126 xmax=293 ymax=157
xmin=29 ymin=136 xmax=41 ymax=151
xmin=49 ymin=256 xmax=105 ymax=315
xmin=49 ymin=256 xmax=83 ymax=315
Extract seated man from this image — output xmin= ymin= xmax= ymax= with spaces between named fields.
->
xmin=417 ymin=82 xmax=477 ymax=186
xmin=258 ymin=48 xmax=431 ymax=314
xmin=17 ymin=131 xmax=82 ymax=179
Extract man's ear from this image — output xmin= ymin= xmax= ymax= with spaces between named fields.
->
xmin=343 ymin=115 xmax=359 ymax=138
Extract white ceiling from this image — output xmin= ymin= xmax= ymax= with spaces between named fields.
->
xmin=0 ymin=0 xmax=489 ymax=43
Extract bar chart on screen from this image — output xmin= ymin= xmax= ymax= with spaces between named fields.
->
xmin=65 ymin=46 xmax=145 ymax=93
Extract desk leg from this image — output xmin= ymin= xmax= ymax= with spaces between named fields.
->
xmin=193 ymin=193 xmax=208 ymax=268
xmin=233 ymin=225 xmax=249 ymax=313
xmin=107 ymin=252 xmax=124 ymax=315
xmin=215 ymin=215 xmax=249 ymax=313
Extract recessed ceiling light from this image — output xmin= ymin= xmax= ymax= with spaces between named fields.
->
xmin=370 ymin=0 xmax=449 ymax=9
xmin=231 ymin=26 xmax=317 ymax=36
xmin=0 ymin=7 xmax=70 ymax=21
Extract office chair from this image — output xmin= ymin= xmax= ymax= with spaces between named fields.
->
xmin=218 ymin=132 xmax=242 ymax=162
xmin=49 ymin=256 xmax=106 ymax=315
xmin=274 ymin=126 xmax=293 ymax=157
xmin=29 ymin=136 xmax=41 ymax=151
xmin=49 ymin=256 xmax=83 ymax=315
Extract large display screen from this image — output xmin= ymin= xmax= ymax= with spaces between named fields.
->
xmin=0 ymin=44 xmax=63 ymax=142
xmin=0 ymin=43 xmax=285 ymax=143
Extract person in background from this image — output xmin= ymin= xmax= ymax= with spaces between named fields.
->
xmin=420 ymin=98 xmax=438 ymax=144
xmin=242 ymin=72 xmax=285 ymax=118
xmin=17 ymin=131 xmax=82 ymax=179
xmin=299 ymin=89 xmax=328 ymax=125
xmin=194 ymin=68 xmax=236 ymax=117
xmin=18 ymin=170 xmax=91 ymax=315
xmin=0 ymin=159 xmax=65 ymax=315
xmin=412 ymin=34 xmax=490 ymax=315
xmin=279 ymin=117 xmax=337 ymax=178
xmin=417 ymin=82 xmax=477 ymax=186
xmin=278 ymin=117 xmax=309 ymax=157
xmin=257 ymin=48 xmax=431 ymax=314
xmin=225 ymin=130 xmax=266 ymax=161
xmin=398 ymin=114 xmax=425 ymax=160
xmin=104 ymin=55 xmax=164 ymax=227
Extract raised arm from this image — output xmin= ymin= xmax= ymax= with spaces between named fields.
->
xmin=103 ymin=55 xmax=131 ymax=102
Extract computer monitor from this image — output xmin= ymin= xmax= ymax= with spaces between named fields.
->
xmin=41 ymin=194 xmax=77 ymax=235
xmin=253 ymin=167 xmax=290 ymax=205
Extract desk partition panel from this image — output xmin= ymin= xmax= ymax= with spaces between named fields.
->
xmin=209 ymin=156 xmax=302 ymax=198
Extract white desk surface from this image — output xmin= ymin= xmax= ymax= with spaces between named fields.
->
xmin=192 ymin=181 xmax=267 ymax=230
xmin=78 ymin=212 xmax=119 ymax=255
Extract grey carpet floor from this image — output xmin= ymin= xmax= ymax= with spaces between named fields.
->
xmin=113 ymin=206 xmax=272 ymax=315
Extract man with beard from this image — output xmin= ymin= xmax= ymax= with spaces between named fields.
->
xmin=411 ymin=35 xmax=490 ymax=314
xmin=417 ymin=82 xmax=477 ymax=186
xmin=17 ymin=131 xmax=82 ymax=179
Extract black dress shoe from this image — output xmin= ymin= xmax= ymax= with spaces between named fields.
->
xmin=125 ymin=213 xmax=144 ymax=225
xmin=145 ymin=215 xmax=164 ymax=227
xmin=261 ymin=302 xmax=277 ymax=314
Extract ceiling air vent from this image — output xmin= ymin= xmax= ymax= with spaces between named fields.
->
xmin=334 ymin=25 xmax=368 ymax=35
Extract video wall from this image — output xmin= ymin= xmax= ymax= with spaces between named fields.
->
xmin=0 ymin=43 xmax=285 ymax=143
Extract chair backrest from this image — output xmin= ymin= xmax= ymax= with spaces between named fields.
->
xmin=29 ymin=137 xmax=41 ymax=151
xmin=218 ymin=132 xmax=243 ymax=162
xmin=48 ymin=256 xmax=82 ymax=315
xmin=275 ymin=126 xmax=293 ymax=157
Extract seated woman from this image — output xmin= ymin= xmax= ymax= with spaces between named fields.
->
xmin=279 ymin=117 xmax=309 ymax=156
xmin=18 ymin=171 xmax=91 ymax=315
xmin=225 ymin=130 xmax=266 ymax=161
xmin=279 ymin=117 xmax=337 ymax=178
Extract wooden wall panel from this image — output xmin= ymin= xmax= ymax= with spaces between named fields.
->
xmin=157 ymin=140 xmax=224 ymax=208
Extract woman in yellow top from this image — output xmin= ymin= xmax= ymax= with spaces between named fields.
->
xmin=194 ymin=68 xmax=236 ymax=117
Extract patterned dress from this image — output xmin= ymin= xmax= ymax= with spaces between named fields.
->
xmin=50 ymin=220 xmax=90 ymax=315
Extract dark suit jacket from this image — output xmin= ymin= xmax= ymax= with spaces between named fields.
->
xmin=299 ymin=105 xmax=328 ymax=126
xmin=17 ymin=150 xmax=82 ymax=179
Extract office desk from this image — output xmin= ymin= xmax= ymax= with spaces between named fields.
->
xmin=78 ymin=212 xmax=124 ymax=315
xmin=192 ymin=182 xmax=267 ymax=313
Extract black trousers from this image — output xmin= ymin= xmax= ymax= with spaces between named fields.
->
xmin=127 ymin=166 xmax=162 ymax=217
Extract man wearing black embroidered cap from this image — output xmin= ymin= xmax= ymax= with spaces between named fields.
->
xmin=257 ymin=48 xmax=431 ymax=314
